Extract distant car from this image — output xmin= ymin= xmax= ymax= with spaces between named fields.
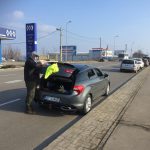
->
xmin=142 ymin=58 xmax=149 ymax=67
xmin=143 ymin=56 xmax=150 ymax=64
xmin=133 ymin=58 xmax=144 ymax=69
xmin=120 ymin=59 xmax=140 ymax=73
xmin=35 ymin=63 xmax=110 ymax=114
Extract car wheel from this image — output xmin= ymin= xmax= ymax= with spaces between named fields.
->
xmin=81 ymin=95 xmax=92 ymax=115
xmin=134 ymin=69 xmax=137 ymax=73
xmin=104 ymin=84 xmax=110 ymax=96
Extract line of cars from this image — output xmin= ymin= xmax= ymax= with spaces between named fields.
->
xmin=120 ymin=57 xmax=150 ymax=73
xmin=35 ymin=62 xmax=110 ymax=115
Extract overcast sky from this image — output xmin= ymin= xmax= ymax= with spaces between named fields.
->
xmin=1 ymin=0 xmax=150 ymax=55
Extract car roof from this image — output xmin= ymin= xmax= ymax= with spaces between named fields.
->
xmin=70 ymin=63 xmax=89 ymax=71
xmin=122 ymin=59 xmax=134 ymax=61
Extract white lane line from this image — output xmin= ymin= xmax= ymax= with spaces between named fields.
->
xmin=5 ymin=80 xmax=23 ymax=84
xmin=0 ymin=74 xmax=16 ymax=77
xmin=0 ymin=98 xmax=21 ymax=107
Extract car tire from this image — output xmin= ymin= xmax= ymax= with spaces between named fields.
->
xmin=104 ymin=84 xmax=110 ymax=96
xmin=81 ymin=95 xmax=92 ymax=115
xmin=134 ymin=69 xmax=137 ymax=73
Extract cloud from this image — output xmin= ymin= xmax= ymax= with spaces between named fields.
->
xmin=38 ymin=24 xmax=56 ymax=33
xmin=13 ymin=10 xmax=24 ymax=20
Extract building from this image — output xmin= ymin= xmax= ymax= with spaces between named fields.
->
xmin=114 ymin=50 xmax=126 ymax=56
xmin=73 ymin=53 xmax=89 ymax=61
xmin=89 ymin=47 xmax=113 ymax=60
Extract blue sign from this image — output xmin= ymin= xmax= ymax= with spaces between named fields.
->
xmin=26 ymin=23 xmax=37 ymax=58
xmin=0 ymin=27 xmax=16 ymax=40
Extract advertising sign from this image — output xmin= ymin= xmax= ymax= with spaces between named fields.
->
xmin=26 ymin=23 xmax=37 ymax=58
xmin=0 ymin=27 xmax=16 ymax=40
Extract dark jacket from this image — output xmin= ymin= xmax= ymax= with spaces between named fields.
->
xmin=24 ymin=57 xmax=41 ymax=82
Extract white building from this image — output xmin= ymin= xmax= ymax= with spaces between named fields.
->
xmin=89 ymin=48 xmax=113 ymax=60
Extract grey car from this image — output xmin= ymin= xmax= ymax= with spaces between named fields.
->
xmin=35 ymin=63 xmax=110 ymax=114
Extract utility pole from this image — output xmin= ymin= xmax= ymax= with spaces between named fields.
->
xmin=56 ymin=27 xmax=63 ymax=62
xmin=100 ymin=37 xmax=101 ymax=48
xmin=66 ymin=20 xmax=71 ymax=62
xmin=125 ymin=44 xmax=127 ymax=52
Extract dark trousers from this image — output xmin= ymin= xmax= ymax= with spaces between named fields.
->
xmin=25 ymin=81 xmax=37 ymax=108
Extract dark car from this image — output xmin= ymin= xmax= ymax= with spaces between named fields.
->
xmin=35 ymin=63 xmax=110 ymax=114
xmin=142 ymin=58 xmax=149 ymax=67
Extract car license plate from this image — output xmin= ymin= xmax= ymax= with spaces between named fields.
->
xmin=44 ymin=96 xmax=60 ymax=103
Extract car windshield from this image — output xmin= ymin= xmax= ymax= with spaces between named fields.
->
xmin=122 ymin=60 xmax=134 ymax=64
xmin=134 ymin=58 xmax=141 ymax=61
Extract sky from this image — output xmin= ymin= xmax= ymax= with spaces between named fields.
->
xmin=1 ymin=0 xmax=150 ymax=55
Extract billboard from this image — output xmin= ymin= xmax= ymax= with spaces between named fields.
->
xmin=62 ymin=45 xmax=77 ymax=55
xmin=0 ymin=27 xmax=16 ymax=40
xmin=26 ymin=23 xmax=37 ymax=58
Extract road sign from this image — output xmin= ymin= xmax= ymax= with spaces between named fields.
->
xmin=0 ymin=27 xmax=16 ymax=40
xmin=26 ymin=23 xmax=37 ymax=58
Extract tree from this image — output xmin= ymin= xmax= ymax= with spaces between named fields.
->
xmin=132 ymin=50 xmax=145 ymax=58
xmin=2 ymin=45 xmax=22 ymax=61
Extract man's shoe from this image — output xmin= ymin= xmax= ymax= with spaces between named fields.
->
xmin=25 ymin=106 xmax=37 ymax=115
xmin=31 ymin=106 xmax=37 ymax=114
xmin=25 ymin=109 xmax=33 ymax=114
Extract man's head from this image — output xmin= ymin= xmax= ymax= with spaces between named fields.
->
xmin=30 ymin=52 xmax=39 ymax=60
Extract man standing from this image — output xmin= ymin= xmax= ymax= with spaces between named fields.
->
xmin=24 ymin=52 xmax=42 ymax=114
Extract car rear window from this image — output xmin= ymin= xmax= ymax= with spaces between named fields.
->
xmin=122 ymin=60 xmax=134 ymax=64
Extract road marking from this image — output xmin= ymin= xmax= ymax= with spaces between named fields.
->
xmin=0 ymin=74 xmax=16 ymax=77
xmin=0 ymin=98 xmax=21 ymax=107
xmin=5 ymin=80 xmax=23 ymax=84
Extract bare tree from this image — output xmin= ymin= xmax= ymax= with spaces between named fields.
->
xmin=2 ymin=45 xmax=22 ymax=61
xmin=132 ymin=50 xmax=145 ymax=58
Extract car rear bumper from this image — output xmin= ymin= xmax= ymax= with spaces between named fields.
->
xmin=37 ymin=90 xmax=86 ymax=110
xmin=120 ymin=67 xmax=137 ymax=71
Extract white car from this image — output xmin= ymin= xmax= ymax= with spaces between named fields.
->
xmin=133 ymin=58 xmax=144 ymax=69
xmin=120 ymin=59 xmax=140 ymax=73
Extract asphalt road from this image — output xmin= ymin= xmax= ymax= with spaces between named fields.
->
xmin=0 ymin=62 xmax=135 ymax=150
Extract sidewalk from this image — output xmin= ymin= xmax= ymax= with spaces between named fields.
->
xmin=103 ymin=70 xmax=150 ymax=150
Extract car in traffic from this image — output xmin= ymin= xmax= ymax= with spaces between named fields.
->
xmin=133 ymin=58 xmax=144 ymax=69
xmin=143 ymin=56 xmax=150 ymax=64
xmin=120 ymin=59 xmax=140 ymax=73
xmin=142 ymin=58 xmax=149 ymax=67
xmin=35 ymin=62 xmax=110 ymax=114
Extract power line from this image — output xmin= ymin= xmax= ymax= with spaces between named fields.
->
xmin=3 ymin=30 xmax=58 ymax=45
xmin=67 ymin=30 xmax=99 ymax=40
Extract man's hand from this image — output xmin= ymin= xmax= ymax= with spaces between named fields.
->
xmin=39 ymin=60 xmax=48 ymax=66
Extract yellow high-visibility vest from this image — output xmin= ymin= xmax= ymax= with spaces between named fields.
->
xmin=44 ymin=63 xmax=59 ymax=79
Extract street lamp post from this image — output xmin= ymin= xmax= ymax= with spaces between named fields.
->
xmin=65 ymin=20 xmax=71 ymax=62
xmin=113 ymin=35 xmax=119 ymax=55
xmin=56 ymin=27 xmax=63 ymax=62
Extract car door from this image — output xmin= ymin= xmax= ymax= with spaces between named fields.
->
xmin=86 ymin=69 xmax=100 ymax=100
xmin=94 ymin=68 xmax=107 ymax=97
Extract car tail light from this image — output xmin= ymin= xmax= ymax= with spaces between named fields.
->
xmin=64 ymin=69 xmax=74 ymax=74
xmin=73 ymin=85 xmax=85 ymax=95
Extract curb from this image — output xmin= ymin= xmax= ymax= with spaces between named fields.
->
xmin=44 ymin=67 xmax=150 ymax=150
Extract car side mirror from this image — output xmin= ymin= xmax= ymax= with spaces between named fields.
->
xmin=104 ymin=73 xmax=108 ymax=78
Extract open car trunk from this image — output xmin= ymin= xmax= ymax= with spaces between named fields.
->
xmin=40 ymin=62 xmax=78 ymax=94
